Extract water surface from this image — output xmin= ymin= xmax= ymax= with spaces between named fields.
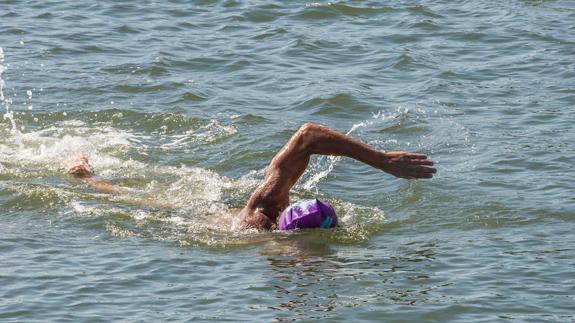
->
xmin=1 ymin=0 xmax=574 ymax=321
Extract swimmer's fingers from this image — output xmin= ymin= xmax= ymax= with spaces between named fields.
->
xmin=237 ymin=211 xmax=275 ymax=231
xmin=418 ymin=165 xmax=437 ymax=173
xmin=405 ymin=153 xmax=428 ymax=159
xmin=410 ymin=159 xmax=434 ymax=166
xmin=416 ymin=172 xmax=434 ymax=179
xmin=399 ymin=173 xmax=433 ymax=180
xmin=395 ymin=165 xmax=436 ymax=179
xmin=412 ymin=166 xmax=437 ymax=178
xmin=406 ymin=155 xmax=436 ymax=176
xmin=379 ymin=151 xmax=436 ymax=179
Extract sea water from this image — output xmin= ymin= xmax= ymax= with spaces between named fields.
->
xmin=1 ymin=1 xmax=574 ymax=321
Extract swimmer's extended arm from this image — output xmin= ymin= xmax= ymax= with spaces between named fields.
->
xmin=62 ymin=155 xmax=177 ymax=209
xmin=62 ymin=155 xmax=121 ymax=194
xmin=237 ymin=123 xmax=436 ymax=230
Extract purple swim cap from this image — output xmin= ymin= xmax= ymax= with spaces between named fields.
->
xmin=278 ymin=199 xmax=338 ymax=231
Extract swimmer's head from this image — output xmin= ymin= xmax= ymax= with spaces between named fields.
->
xmin=278 ymin=199 xmax=338 ymax=231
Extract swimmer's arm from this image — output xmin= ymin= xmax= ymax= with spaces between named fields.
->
xmin=290 ymin=123 xmax=437 ymax=179
xmin=238 ymin=123 xmax=436 ymax=230
xmin=266 ymin=122 xmax=437 ymax=194
xmin=62 ymin=155 xmax=121 ymax=194
xmin=79 ymin=177 xmax=121 ymax=194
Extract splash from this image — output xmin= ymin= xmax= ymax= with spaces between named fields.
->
xmin=0 ymin=48 xmax=18 ymax=134
xmin=160 ymin=119 xmax=237 ymax=150
xmin=0 ymin=47 xmax=4 ymax=101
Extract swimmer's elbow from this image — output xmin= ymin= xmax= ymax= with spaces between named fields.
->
xmin=296 ymin=123 xmax=323 ymax=153
xmin=298 ymin=122 xmax=322 ymax=136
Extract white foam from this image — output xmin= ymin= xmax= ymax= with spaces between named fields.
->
xmin=0 ymin=120 xmax=138 ymax=173
xmin=160 ymin=119 xmax=236 ymax=150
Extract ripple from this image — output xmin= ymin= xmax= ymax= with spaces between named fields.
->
xmin=411 ymin=19 xmax=442 ymax=30
xmin=60 ymin=14 xmax=90 ymax=22
xmin=406 ymin=5 xmax=444 ymax=18
xmin=239 ymin=8 xmax=285 ymax=23
xmin=1 ymin=11 xmax=18 ymax=18
xmin=253 ymin=27 xmax=288 ymax=40
xmin=101 ymin=62 xmax=169 ymax=76
xmin=115 ymin=25 xmax=140 ymax=34
xmin=181 ymin=91 xmax=208 ymax=102
xmin=114 ymin=82 xmax=185 ymax=94
xmin=164 ymin=9 xmax=195 ymax=18
xmin=4 ymin=28 xmax=28 ymax=35
xmin=42 ymin=46 xmax=82 ymax=56
xmin=292 ymin=93 xmax=372 ymax=117
xmin=392 ymin=52 xmax=432 ymax=71
xmin=294 ymin=4 xmax=340 ymax=20
xmin=167 ymin=57 xmax=231 ymax=72
xmin=331 ymin=3 xmax=395 ymax=17
xmin=34 ymin=12 xmax=54 ymax=19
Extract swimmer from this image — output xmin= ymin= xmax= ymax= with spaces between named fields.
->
xmin=63 ymin=123 xmax=436 ymax=231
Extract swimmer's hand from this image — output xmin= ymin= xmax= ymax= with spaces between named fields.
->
xmin=235 ymin=209 xmax=277 ymax=231
xmin=376 ymin=152 xmax=436 ymax=179
xmin=62 ymin=154 xmax=94 ymax=178
xmin=62 ymin=154 xmax=121 ymax=194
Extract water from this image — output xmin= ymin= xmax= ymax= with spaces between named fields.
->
xmin=1 ymin=0 xmax=574 ymax=321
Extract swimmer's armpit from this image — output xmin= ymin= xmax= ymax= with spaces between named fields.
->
xmin=62 ymin=154 xmax=121 ymax=194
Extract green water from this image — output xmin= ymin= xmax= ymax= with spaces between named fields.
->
xmin=1 ymin=1 xmax=574 ymax=322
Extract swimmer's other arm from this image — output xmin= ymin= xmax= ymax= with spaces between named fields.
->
xmin=62 ymin=155 xmax=120 ymax=194
xmin=237 ymin=123 xmax=437 ymax=230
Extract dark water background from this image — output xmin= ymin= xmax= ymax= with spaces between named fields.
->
xmin=1 ymin=0 xmax=574 ymax=321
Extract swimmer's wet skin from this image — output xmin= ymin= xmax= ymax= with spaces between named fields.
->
xmin=63 ymin=123 xmax=436 ymax=231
